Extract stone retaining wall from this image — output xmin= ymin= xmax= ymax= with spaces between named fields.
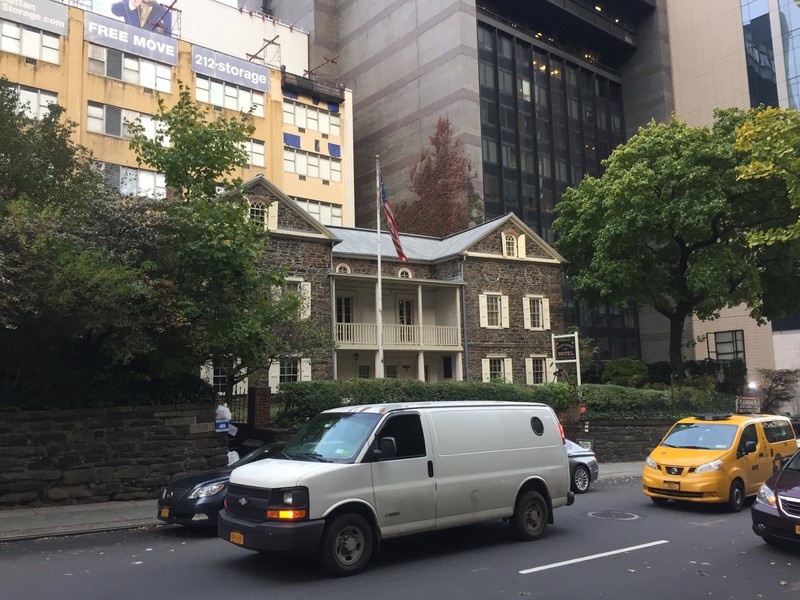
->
xmin=0 ymin=404 xmax=228 ymax=507
xmin=573 ymin=420 xmax=673 ymax=462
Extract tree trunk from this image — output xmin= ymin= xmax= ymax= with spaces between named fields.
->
xmin=669 ymin=314 xmax=687 ymax=384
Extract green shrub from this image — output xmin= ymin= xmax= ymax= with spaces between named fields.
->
xmin=601 ymin=358 xmax=649 ymax=387
xmin=581 ymin=383 xmax=736 ymax=421
xmin=272 ymin=379 xmax=575 ymax=429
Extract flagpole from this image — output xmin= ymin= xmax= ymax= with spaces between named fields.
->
xmin=375 ymin=155 xmax=384 ymax=378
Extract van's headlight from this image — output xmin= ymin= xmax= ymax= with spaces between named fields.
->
xmin=695 ymin=459 xmax=724 ymax=473
xmin=187 ymin=482 xmax=226 ymax=499
xmin=645 ymin=456 xmax=658 ymax=470
xmin=266 ymin=487 xmax=309 ymax=521
xmin=756 ymin=484 xmax=777 ymax=508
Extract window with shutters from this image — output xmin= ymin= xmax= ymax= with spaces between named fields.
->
xmin=486 ymin=294 xmax=501 ymax=327
xmin=1 ymin=20 xmax=60 ymax=63
xmin=87 ymin=44 xmax=172 ymax=93
xmin=526 ymin=356 xmax=547 ymax=385
xmin=523 ymin=295 xmax=550 ymax=330
xmin=279 ymin=358 xmax=299 ymax=383
xmin=249 ymin=201 xmax=267 ymax=227
xmin=482 ymin=357 xmax=512 ymax=383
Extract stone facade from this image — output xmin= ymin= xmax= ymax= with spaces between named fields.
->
xmin=574 ymin=420 xmax=673 ymax=463
xmin=0 ymin=404 xmax=227 ymax=507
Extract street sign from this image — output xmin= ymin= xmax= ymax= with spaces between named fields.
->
xmin=736 ymin=396 xmax=760 ymax=414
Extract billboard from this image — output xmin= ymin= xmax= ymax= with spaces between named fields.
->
xmin=192 ymin=45 xmax=270 ymax=92
xmin=0 ymin=0 xmax=68 ymax=36
xmin=84 ymin=12 xmax=178 ymax=65
xmin=91 ymin=0 xmax=174 ymax=36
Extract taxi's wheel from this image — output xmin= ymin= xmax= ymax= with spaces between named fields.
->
xmin=726 ymin=480 xmax=745 ymax=512
xmin=319 ymin=513 xmax=373 ymax=577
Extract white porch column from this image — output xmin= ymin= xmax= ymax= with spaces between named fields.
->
xmin=455 ymin=352 xmax=464 ymax=381
xmin=417 ymin=351 xmax=425 ymax=382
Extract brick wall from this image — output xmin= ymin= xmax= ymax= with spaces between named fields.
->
xmin=0 ymin=404 xmax=228 ymax=507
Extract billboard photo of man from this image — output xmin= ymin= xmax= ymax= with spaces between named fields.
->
xmin=111 ymin=0 xmax=173 ymax=35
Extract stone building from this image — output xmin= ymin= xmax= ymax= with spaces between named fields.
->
xmin=238 ymin=175 xmax=566 ymax=390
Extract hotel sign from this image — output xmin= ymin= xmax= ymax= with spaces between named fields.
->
xmin=1 ymin=0 xmax=68 ymax=36
xmin=84 ymin=12 xmax=177 ymax=65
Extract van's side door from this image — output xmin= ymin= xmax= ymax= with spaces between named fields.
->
xmin=369 ymin=412 xmax=436 ymax=537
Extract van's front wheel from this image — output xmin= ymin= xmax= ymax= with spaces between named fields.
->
xmin=319 ymin=513 xmax=374 ymax=577
xmin=510 ymin=491 xmax=548 ymax=540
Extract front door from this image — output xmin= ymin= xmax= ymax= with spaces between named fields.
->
xmin=398 ymin=299 xmax=413 ymax=343
xmin=370 ymin=412 xmax=436 ymax=536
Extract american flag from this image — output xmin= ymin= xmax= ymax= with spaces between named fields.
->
xmin=380 ymin=177 xmax=408 ymax=262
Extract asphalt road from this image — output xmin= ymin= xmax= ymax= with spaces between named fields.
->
xmin=1 ymin=477 xmax=798 ymax=600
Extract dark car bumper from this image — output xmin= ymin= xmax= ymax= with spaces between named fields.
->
xmin=751 ymin=502 xmax=800 ymax=544
xmin=157 ymin=496 xmax=223 ymax=527
xmin=217 ymin=509 xmax=326 ymax=554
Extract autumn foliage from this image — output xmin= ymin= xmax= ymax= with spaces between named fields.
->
xmin=394 ymin=117 xmax=482 ymax=237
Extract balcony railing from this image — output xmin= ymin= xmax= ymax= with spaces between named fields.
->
xmin=336 ymin=323 xmax=460 ymax=348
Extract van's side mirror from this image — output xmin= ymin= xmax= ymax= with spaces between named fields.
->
xmin=373 ymin=436 xmax=397 ymax=460
xmin=744 ymin=440 xmax=757 ymax=454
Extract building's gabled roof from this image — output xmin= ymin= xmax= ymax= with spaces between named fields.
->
xmin=328 ymin=213 xmax=565 ymax=263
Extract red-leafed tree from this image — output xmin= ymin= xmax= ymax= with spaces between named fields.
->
xmin=394 ymin=117 xmax=483 ymax=237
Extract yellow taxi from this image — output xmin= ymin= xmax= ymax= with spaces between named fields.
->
xmin=642 ymin=413 xmax=797 ymax=512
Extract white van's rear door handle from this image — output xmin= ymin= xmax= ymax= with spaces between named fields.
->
xmin=427 ymin=460 xmax=434 ymax=478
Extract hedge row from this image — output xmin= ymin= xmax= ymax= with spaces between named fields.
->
xmin=272 ymin=380 xmax=737 ymax=429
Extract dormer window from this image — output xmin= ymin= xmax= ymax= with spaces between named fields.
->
xmin=398 ymin=267 xmax=413 ymax=278
xmin=335 ymin=263 xmax=351 ymax=274
xmin=249 ymin=201 xmax=266 ymax=228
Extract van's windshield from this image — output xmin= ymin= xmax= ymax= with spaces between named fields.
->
xmin=278 ymin=412 xmax=381 ymax=463
xmin=661 ymin=423 xmax=738 ymax=450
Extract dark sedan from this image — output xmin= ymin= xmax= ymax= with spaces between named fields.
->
xmin=566 ymin=439 xmax=599 ymax=493
xmin=752 ymin=450 xmax=800 ymax=546
xmin=158 ymin=442 xmax=285 ymax=527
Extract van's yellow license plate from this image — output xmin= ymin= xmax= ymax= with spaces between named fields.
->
xmin=663 ymin=481 xmax=680 ymax=490
xmin=230 ymin=532 xmax=244 ymax=545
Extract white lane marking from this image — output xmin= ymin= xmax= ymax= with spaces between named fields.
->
xmin=519 ymin=540 xmax=669 ymax=574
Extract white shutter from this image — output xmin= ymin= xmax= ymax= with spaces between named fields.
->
xmin=479 ymin=294 xmax=488 ymax=328
xmin=542 ymin=298 xmax=551 ymax=330
xmin=523 ymin=296 xmax=531 ymax=330
xmin=518 ymin=234 xmax=527 ymax=258
xmin=233 ymin=376 xmax=248 ymax=396
xmin=499 ymin=231 xmax=505 ymax=254
xmin=200 ymin=362 xmax=214 ymax=385
xmin=481 ymin=359 xmax=490 ymax=382
xmin=503 ymin=358 xmax=513 ymax=383
xmin=525 ymin=358 xmax=534 ymax=385
xmin=300 ymin=282 xmax=311 ymax=319
xmin=546 ymin=359 xmax=557 ymax=383
xmin=300 ymin=358 xmax=311 ymax=381
xmin=501 ymin=295 xmax=510 ymax=328
xmin=267 ymin=201 xmax=278 ymax=231
xmin=268 ymin=362 xmax=280 ymax=392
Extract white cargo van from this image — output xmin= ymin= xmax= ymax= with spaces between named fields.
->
xmin=217 ymin=401 xmax=574 ymax=576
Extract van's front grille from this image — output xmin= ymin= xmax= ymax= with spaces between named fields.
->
xmin=779 ymin=496 xmax=800 ymax=518
xmin=226 ymin=484 xmax=272 ymax=522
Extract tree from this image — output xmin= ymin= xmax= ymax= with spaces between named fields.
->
xmin=553 ymin=109 xmax=799 ymax=381
xmin=736 ymin=106 xmax=800 ymax=244
xmin=757 ymin=368 xmax=800 ymax=414
xmin=129 ymin=86 xmax=332 ymax=402
xmin=394 ymin=116 xmax=483 ymax=237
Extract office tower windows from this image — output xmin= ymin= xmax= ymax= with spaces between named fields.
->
xmin=741 ymin=0 xmax=779 ymax=107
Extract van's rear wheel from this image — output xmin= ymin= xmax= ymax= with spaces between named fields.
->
xmin=510 ymin=491 xmax=548 ymax=540
xmin=319 ymin=513 xmax=373 ymax=577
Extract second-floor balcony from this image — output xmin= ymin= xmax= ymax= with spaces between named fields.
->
xmin=335 ymin=323 xmax=460 ymax=350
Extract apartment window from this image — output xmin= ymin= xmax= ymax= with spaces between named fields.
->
xmin=95 ymin=162 xmax=166 ymax=198
xmin=242 ymin=139 xmax=265 ymax=167
xmin=279 ymin=358 xmax=299 ymax=383
xmin=358 ymin=365 xmax=370 ymax=379
xmin=443 ymin=356 xmax=453 ymax=379
xmin=285 ymin=149 xmax=342 ymax=183
xmin=292 ymin=197 xmax=343 ymax=226
xmin=482 ymin=357 xmax=512 ymax=383
xmin=1 ymin=20 xmax=60 ymax=64
xmin=385 ymin=365 xmax=397 ymax=378
xmin=283 ymin=100 xmax=341 ymax=136
xmin=249 ymin=200 xmax=267 ymax=227
xmin=196 ymin=76 xmax=264 ymax=117
xmin=715 ymin=330 xmax=745 ymax=361
xmin=526 ymin=356 xmax=547 ymax=385
xmin=88 ymin=44 xmax=171 ymax=93
xmin=16 ymin=86 xmax=57 ymax=119
xmin=524 ymin=296 xmax=551 ymax=330
xmin=479 ymin=293 xmax=508 ymax=328
xmin=87 ymin=102 xmax=161 ymax=141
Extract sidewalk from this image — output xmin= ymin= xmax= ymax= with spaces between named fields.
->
xmin=0 ymin=461 xmax=643 ymax=543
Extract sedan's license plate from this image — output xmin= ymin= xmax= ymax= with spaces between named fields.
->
xmin=160 ymin=508 xmax=169 ymax=518
xmin=230 ymin=531 xmax=244 ymax=545
xmin=663 ymin=481 xmax=680 ymax=490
